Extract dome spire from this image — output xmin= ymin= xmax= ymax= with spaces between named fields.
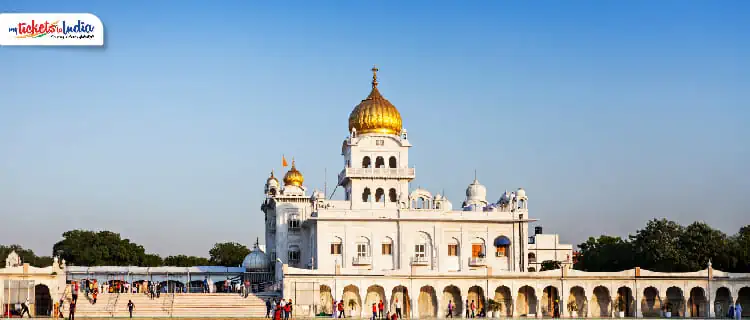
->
xmin=371 ymin=65 xmax=379 ymax=88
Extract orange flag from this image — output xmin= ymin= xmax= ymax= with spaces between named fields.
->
xmin=282 ymin=155 xmax=288 ymax=167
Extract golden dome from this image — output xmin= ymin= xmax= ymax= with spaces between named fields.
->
xmin=283 ymin=160 xmax=304 ymax=187
xmin=348 ymin=66 xmax=403 ymax=135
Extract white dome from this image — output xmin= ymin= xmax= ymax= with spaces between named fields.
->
xmin=434 ymin=194 xmax=443 ymax=201
xmin=242 ymin=242 xmax=270 ymax=271
xmin=516 ymin=188 xmax=526 ymax=198
xmin=465 ymin=178 xmax=487 ymax=201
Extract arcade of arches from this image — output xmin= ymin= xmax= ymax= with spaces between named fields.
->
xmin=311 ymin=282 xmax=750 ymax=318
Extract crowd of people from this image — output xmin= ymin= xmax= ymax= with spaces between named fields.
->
xmin=265 ymin=298 xmax=294 ymax=320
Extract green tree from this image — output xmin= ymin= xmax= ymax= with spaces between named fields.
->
xmin=730 ymin=225 xmax=750 ymax=272
xmin=208 ymin=242 xmax=250 ymax=267
xmin=142 ymin=254 xmax=164 ymax=267
xmin=164 ymin=255 xmax=211 ymax=267
xmin=540 ymin=260 xmax=562 ymax=271
xmin=575 ymin=235 xmax=634 ymax=272
xmin=679 ymin=222 xmax=733 ymax=271
xmin=630 ymin=219 xmax=686 ymax=272
xmin=52 ymin=230 xmax=148 ymax=266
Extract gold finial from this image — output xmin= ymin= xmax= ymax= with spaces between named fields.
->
xmin=371 ymin=65 xmax=379 ymax=88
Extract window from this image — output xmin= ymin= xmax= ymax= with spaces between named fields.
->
xmin=375 ymin=188 xmax=385 ymax=203
xmin=415 ymin=244 xmax=426 ymax=258
xmin=288 ymin=250 xmax=300 ymax=263
xmin=528 ymin=253 xmax=536 ymax=263
xmin=496 ymin=246 xmax=507 ymax=257
xmin=357 ymin=243 xmax=368 ymax=257
xmin=389 ymin=189 xmax=397 ymax=202
xmin=288 ymin=215 xmax=300 ymax=231
xmin=388 ymin=156 xmax=397 ymax=168
xmin=448 ymin=244 xmax=458 ymax=257
xmin=330 ymin=243 xmax=342 ymax=255
xmin=362 ymin=156 xmax=371 ymax=168
xmin=471 ymin=244 xmax=483 ymax=258
xmin=362 ymin=188 xmax=371 ymax=202
xmin=376 ymin=140 xmax=384 ymax=146
xmin=375 ymin=156 xmax=385 ymax=168
xmin=382 ymin=243 xmax=392 ymax=255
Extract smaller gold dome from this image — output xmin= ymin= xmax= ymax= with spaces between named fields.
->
xmin=348 ymin=66 xmax=403 ymax=135
xmin=267 ymin=170 xmax=279 ymax=184
xmin=283 ymin=160 xmax=304 ymax=187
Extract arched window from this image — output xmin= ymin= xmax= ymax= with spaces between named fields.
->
xmin=269 ymin=188 xmax=277 ymax=196
xmin=494 ymin=236 xmax=511 ymax=257
xmin=381 ymin=237 xmax=393 ymax=255
xmin=528 ymin=253 xmax=537 ymax=263
xmin=362 ymin=156 xmax=371 ymax=168
xmin=447 ymin=238 xmax=459 ymax=257
xmin=375 ymin=188 xmax=385 ymax=203
xmin=356 ymin=236 xmax=370 ymax=257
xmin=375 ymin=156 xmax=385 ymax=168
xmin=389 ymin=156 xmax=397 ymax=168
xmin=471 ymin=238 xmax=486 ymax=258
xmin=362 ymin=188 xmax=371 ymax=202
xmin=528 ymin=267 xmax=536 ymax=272
xmin=416 ymin=197 xmax=425 ymax=209
xmin=435 ymin=202 xmax=441 ymax=210
xmin=389 ymin=188 xmax=397 ymax=202
xmin=330 ymin=237 xmax=342 ymax=255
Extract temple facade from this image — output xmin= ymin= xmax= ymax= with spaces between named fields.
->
xmin=259 ymin=67 xmax=750 ymax=318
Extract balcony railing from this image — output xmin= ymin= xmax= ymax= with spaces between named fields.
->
xmin=338 ymin=167 xmax=416 ymax=183
xmin=469 ymin=256 xmax=487 ymax=266
xmin=352 ymin=255 xmax=372 ymax=265
xmin=410 ymin=255 xmax=429 ymax=266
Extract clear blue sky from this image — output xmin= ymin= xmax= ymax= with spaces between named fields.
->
xmin=1 ymin=0 xmax=748 ymax=258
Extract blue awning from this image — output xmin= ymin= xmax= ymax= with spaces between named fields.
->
xmin=494 ymin=236 xmax=511 ymax=247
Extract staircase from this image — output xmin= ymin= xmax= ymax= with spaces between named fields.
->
xmin=63 ymin=291 xmax=270 ymax=318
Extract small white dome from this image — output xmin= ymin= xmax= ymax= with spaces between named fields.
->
xmin=516 ymin=188 xmax=526 ymax=198
xmin=434 ymin=194 xmax=443 ymax=201
xmin=242 ymin=242 xmax=270 ymax=271
xmin=465 ymin=178 xmax=487 ymax=201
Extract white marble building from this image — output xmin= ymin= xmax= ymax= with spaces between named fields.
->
xmin=262 ymin=67 xmax=750 ymax=318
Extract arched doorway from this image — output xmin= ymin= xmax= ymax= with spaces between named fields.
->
xmin=391 ymin=286 xmax=411 ymax=318
xmin=517 ymin=285 xmax=538 ymax=316
xmin=592 ymin=286 xmax=611 ymax=317
xmin=541 ymin=286 xmax=559 ymax=317
xmin=714 ymin=287 xmax=732 ymax=319
xmin=443 ymin=286 xmax=462 ymax=318
xmin=739 ymin=287 xmax=750 ymax=317
xmin=616 ymin=287 xmax=635 ymax=317
xmin=343 ymin=285 xmax=362 ymax=318
xmin=34 ymin=284 xmax=52 ymax=317
xmin=688 ymin=287 xmax=707 ymax=317
xmin=641 ymin=287 xmax=661 ymax=317
xmin=418 ymin=286 xmax=437 ymax=318
xmin=494 ymin=286 xmax=513 ymax=317
xmin=468 ymin=286 xmax=485 ymax=315
xmin=365 ymin=285 xmax=386 ymax=316
xmin=665 ymin=286 xmax=685 ymax=317
xmin=568 ymin=286 xmax=587 ymax=317
xmin=320 ymin=285 xmax=334 ymax=315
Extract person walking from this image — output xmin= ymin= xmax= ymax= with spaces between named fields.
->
xmin=92 ymin=289 xmax=98 ymax=304
xmin=447 ymin=300 xmax=453 ymax=318
xmin=69 ymin=300 xmax=76 ymax=320
xmin=337 ymin=300 xmax=345 ymax=318
xmin=127 ymin=300 xmax=135 ymax=318
xmin=20 ymin=299 xmax=31 ymax=318
xmin=470 ymin=300 xmax=476 ymax=318
xmin=284 ymin=299 xmax=293 ymax=320
xmin=394 ymin=298 xmax=402 ymax=319
xmin=378 ymin=300 xmax=384 ymax=319
xmin=265 ymin=299 xmax=272 ymax=318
